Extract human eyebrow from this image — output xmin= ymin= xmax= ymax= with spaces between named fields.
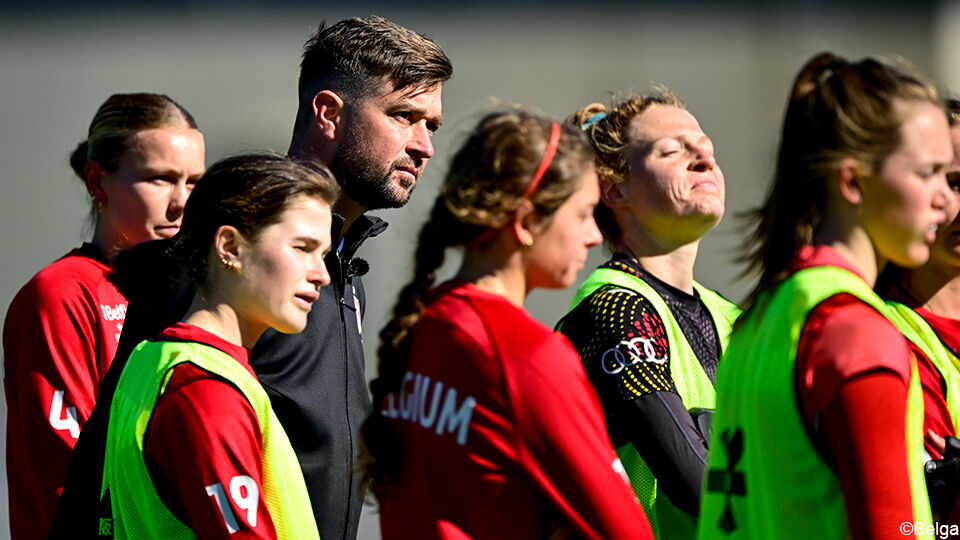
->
xmin=294 ymin=236 xmax=321 ymax=246
xmin=141 ymin=167 xmax=182 ymax=180
xmin=388 ymin=102 xmax=442 ymax=128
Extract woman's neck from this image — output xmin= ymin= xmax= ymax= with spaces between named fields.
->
xmin=815 ymin=216 xmax=880 ymax=287
xmin=455 ymin=242 xmax=527 ymax=307
xmin=903 ymin=264 xmax=960 ymax=319
xmin=90 ymin=223 xmax=124 ymax=264
xmin=619 ymin=239 xmax=699 ymax=294
xmin=181 ymin=292 xmax=262 ymax=349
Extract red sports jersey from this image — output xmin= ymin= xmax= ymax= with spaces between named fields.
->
xmin=141 ymin=322 xmax=277 ymax=539
xmin=3 ymin=244 xmax=127 ymax=539
xmin=378 ymin=281 xmax=653 ymax=540
xmin=882 ymin=284 xmax=959 ymax=458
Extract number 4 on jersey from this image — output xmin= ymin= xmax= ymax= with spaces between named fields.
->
xmin=49 ymin=389 xmax=80 ymax=438
xmin=206 ymin=475 xmax=259 ymax=533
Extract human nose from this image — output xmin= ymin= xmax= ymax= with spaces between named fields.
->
xmin=688 ymin=144 xmax=716 ymax=173
xmin=168 ymin=180 xmax=189 ymax=215
xmin=932 ymin=173 xmax=954 ymax=218
xmin=408 ymin=122 xmax=435 ymax=160
xmin=585 ymin=216 xmax=603 ymax=247
xmin=309 ymin=256 xmax=331 ymax=289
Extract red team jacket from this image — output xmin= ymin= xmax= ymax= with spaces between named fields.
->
xmin=378 ymin=281 xmax=653 ymax=540
xmin=3 ymin=244 xmax=127 ymax=539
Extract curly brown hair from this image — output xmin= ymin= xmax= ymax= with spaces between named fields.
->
xmin=567 ymin=91 xmax=685 ymax=249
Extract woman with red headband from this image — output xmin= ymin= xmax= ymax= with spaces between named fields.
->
xmin=359 ymin=109 xmax=654 ymax=539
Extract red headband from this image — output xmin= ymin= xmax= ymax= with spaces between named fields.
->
xmin=462 ymin=122 xmax=562 ymax=249
xmin=521 ymin=122 xmax=561 ymax=198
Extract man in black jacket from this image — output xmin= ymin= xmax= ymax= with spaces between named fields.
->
xmin=49 ymin=16 xmax=451 ymax=540
xmin=254 ymin=16 xmax=452 ymax=540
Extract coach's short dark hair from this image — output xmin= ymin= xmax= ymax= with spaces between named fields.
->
xmin=298 ymin=16 xmax=452 ymax=104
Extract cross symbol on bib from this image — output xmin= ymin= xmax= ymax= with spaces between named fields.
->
xmin=706 ymin=428 xmax=746 ymax=533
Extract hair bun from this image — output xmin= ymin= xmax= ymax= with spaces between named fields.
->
xmin=69 ymin=140 xmax=89 ymax=179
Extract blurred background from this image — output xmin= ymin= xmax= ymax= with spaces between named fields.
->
xmin=1 ymin=1 xmax=958 ymax=538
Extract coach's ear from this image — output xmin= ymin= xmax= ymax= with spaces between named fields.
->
xmin=312 ymin=90 xmax=345 ymax=141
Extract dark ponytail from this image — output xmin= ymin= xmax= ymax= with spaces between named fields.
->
xmin=361 ymin=200 xmax=469 ymax=490
xmin=69 ymin=141 xmax=90 ymax=179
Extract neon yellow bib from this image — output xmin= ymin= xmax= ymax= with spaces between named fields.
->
xmin=568 ymin=266 xmax=741 ymax=539
xmin=101 ymin=339 xmax=320 ymax=539
xmin=698 ymin=266 xmax=931 ymax=539
xmin=886 ymin=301 xmax=960 ymax=434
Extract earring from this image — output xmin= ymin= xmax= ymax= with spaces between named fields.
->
xmin=521 ymin=237 xmax=534 ymax=248
xmin=96 ymin=201 xmax=104 ymax=214
xmin=220 ymin=257 xmax=241 ymax=273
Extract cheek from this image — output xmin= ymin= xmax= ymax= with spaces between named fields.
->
xmin=133 ymin=185 xmax=170 ymax=215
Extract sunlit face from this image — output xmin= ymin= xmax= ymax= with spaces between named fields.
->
xmin=860 ymin=101 xmax=954 ymax=268
xmin=235 ymin=196 xmax=333 ymax=336
xmin=99 ymin=127 xmax=205 ymax=249
xmin=525 ymin=166 xmax=603 ymax=290
xmin=620 ymin=105 xmax=725 ymax=243
xmin=924 ymin=124 xmax=960 ymax=270
xmin=331 ymin=82 xmax=443 ymax=210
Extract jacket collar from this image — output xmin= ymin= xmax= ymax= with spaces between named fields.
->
xmin=331 ymin=213 xmax=388 ymax=262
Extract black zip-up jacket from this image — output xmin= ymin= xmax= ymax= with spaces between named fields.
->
xmin=251 ymin=213 xmax=386 ymax=540
xmin=50 ymin=214 xmax=386 ymax=540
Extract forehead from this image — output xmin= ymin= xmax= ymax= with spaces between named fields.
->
xmin=278 ymin=195 xmax=331 ymax=224
xmin=123 ymin=127 xmax=205 ymax=166
xmin=263 ymin=195 xmax=332 ymax=238
xmin=628 ymin=105 xmax=703 ymax=143
xmin=894 ymin=101 xmax=952 ymax=160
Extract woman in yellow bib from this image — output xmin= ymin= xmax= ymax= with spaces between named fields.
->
xmin=699 ymin=53 xmax=953 ymax=539
xmin=99 ymin=154 xmax=337 ymax=539
xmin=558 ymin=91 xmax=740 ymax=540
xmin=879 ymin=99 xmax=960 ymax=519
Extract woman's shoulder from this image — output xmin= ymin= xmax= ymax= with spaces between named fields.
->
xmin=804 ymin=293 xmax=912 ymax=380
xmin=27 ymin=248 xmax=111 ymax=296
xmin=7 ymin=249 xmax=117 ymax=323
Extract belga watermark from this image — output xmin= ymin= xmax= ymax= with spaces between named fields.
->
xmin=901 ymin=521 xmax=960 ymax=538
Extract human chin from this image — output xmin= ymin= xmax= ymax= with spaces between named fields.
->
xmin=272 ymin=312 xmax=307 ymax=335
xmin=898 ymin=240 xmax=931 ymax=269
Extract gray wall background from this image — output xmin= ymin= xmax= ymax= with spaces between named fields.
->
xmin=1 ymin=2 xmax=958 ymax=538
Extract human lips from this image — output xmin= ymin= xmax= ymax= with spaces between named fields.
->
xmin=691 ymin=176 xmax=718 ymax=191
xmin=395 ymin=165 xmax=418 ymax=186
xmin=154 ymin=224 xmax=180 ymax=238
xmin=294 ymin=290 xmax=320 ymax=310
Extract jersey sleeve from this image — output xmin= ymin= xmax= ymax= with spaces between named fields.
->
xmin=563 ymin=285 xmax=676 ymax=400
xmin=505 ymin=334 xmax=654 ymax=540
xmin=142 ymin=363 xmax=277 ymax=540
xmin=821 ymin=372 xmax=918 ymax=539
xmin=3 ymin=275 xmax=104 ymax=537
xmin=796 ymin=296 xmax=919 ymax=539
xmin=795 ymin=294 xmax=912 ymax=427
xmin=561 ymin=285 xmax=709 ymax=514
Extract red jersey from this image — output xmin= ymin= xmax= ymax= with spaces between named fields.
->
xmin=378 ymin=281 xmax=653 ymax=540
xmin=141 ymin=322 xmax=277 ymax=539
xmin=3 ymin=244 xmax=127 ymax=539
xmin=883 ymin=284 xmax=960 ymax=458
